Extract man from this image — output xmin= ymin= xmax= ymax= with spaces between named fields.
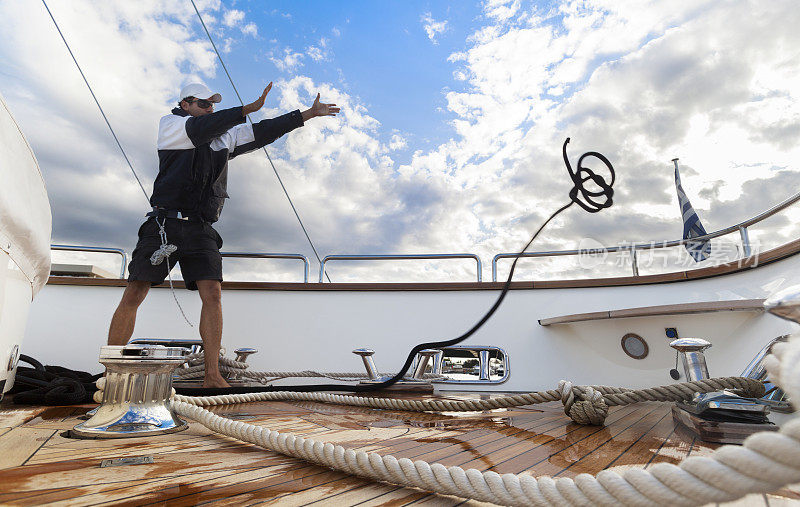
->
xmin=107 ymin=82 xmax=338 ymax=388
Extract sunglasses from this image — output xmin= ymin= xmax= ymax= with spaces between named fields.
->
xmin=186 ymin=97 xmax=214 ymax=109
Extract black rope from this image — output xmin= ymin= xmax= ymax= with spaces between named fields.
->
xmin=41 ymin=0 xmax=150 ymax=203
xmin=178 ymin=138 xmax=616 ymax=395
xmin=188 ymin=0 xmax=332 ymax=283
xmin=10 ymin=356 xmax=101 ymax=405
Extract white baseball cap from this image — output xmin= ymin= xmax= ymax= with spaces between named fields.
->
xmin=179 ymin=83 xmax=221 ymax=103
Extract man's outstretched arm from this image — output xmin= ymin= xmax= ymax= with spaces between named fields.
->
xmin=225 ymin=87 xmax=340 ymax=159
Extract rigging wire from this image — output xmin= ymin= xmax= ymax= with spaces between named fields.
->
xmin=42 ymin=0 xmax=197 ymax=326
xmin=40 ymin=0 xmax=150 ymax=203
xmin=189 ymin=0 xmax=332 ymax=283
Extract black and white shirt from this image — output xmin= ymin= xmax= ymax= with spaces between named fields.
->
xmin=150 ymin=106 xmax=304 ymax=222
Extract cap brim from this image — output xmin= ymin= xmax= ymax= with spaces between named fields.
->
xmin=206 ymin=93 xmax=222 ymax=103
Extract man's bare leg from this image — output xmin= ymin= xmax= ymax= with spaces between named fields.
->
xmin=196 ymin=279 xmax=229 ymax=388
xmin=108 ymin=281 xmax=151 ymax=345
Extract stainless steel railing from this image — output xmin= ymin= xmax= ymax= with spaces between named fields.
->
xmin=50 ymin=245 xmax=128 ymax=278
xmin=220 ymin=252 xmax=310 ymax=283
xmin=51 ymin=189 xmax=800 ymax=284
xmin=491 ymin=190 xmax=800 ymax=281
xmin=318 ymin=254 xmax=483 ymax=283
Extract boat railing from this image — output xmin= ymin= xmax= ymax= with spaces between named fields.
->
xmin=220 ymin=252 xmax=310 ymax=283
xmin=318 ymin=254 xmax=483 ymax=283
xmin=49 ymin=190 xmax=800 ymax=284
xmin=491 ymin=190 xmax=800 ymax=281
xmin=50 ymin=245 xmax=127 ymax=279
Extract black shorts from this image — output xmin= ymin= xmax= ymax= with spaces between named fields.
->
xmin=128 ymin=217 xmax=223 ymax=290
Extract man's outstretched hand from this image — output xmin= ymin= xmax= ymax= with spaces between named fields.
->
xmin=302 ymin=93 xmax=340 ymax=122
xmin=243 ymin=83 xmax=272 ymax=116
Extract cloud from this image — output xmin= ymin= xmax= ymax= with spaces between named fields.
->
xmin=306 ymin=38 xmax=331 ymax=62
xmin=2 ymin=0 xmax=800 ymax=285
xmin=270 ymin=48 xmax=304 ymax=72
xmin=388 ymin=133 xmax=407 ymax=151
xmin=420 ymin=12 xmax=448 ymax=44
xmin=222 ymin=8 xmax=257 ymax=37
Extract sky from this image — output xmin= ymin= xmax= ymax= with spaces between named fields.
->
xmin=1 ymin=0 xmax=800 ymax=283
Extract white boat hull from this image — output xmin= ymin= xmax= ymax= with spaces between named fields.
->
xmin=24 ymin=250 xmax=800 ymax=391
xmin=0 ymin=250 xmax=35 ymax=397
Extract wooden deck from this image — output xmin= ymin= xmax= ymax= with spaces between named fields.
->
xmin=0 ymin=393 xmax=797 ymax=505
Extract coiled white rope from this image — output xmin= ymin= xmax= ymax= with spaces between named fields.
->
xmin=166 ymin=337 xmax=800 ymax=506
xmin=93 ymin=340 xmax=798 ymax=505
xmin=173 ymin=376 xmax=764 ymax=426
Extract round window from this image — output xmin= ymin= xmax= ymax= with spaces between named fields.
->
xmin=621 ymin=333 xmax=649 ymax=359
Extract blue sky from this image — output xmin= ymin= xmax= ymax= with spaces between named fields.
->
xmin=213 ymin=1 xmax=487 ymax=162
xmin=1 ymin=0 xmax=800 ymax=282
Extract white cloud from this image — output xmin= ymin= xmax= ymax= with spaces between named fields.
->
xmin=222 ymin=8 xmax=257 ymax=37
xmin=388 ymin=134 xmax=407 ymax=151
xmin=3 ymin=0 xmax=800 ymax=284
xmin=306 ymin=38 xmax=330 ymax=62
xmin=483 ymin=0 xmax=521 ymax=22
xmin=223 ymin=9 xmax=244 ymax=26
xmin=420 ymin=12 xmax=448 ymax=44
xmin=270 ymin=48 xmax=304 ymax=72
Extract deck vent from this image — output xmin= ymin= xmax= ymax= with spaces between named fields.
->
xmin=72 ymin=345 xmax=188 ymax=439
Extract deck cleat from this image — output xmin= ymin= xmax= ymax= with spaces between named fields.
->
xmin=71 ymin=345 xmax=188 ymax=439
xmin=669 ymin=338 xmax=711 ymax=381
xmin=670 ymin=337 xmax=778 ymax=442
xmin=352 ymin=348 xmax=436 ymax=392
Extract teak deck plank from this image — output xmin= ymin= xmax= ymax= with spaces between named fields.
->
xmin=0 ymin=426 xmax=58 ymax=470
xmin=0 ymin=393 xmax=791 ymax=505
xmin=601 ymin=407 xmax=676 ymax=472
xmin=550 ymin=403 xmax=667 ymax=477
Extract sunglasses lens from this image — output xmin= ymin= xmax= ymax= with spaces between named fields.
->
xmin=197 ymin=99 xmax=212 ymax=108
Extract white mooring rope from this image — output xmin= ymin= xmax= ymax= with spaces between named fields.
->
xmin=96 ymin=339 xmax=800 ymax=505
xmin=173 ymin=376 xmax=764 ymax=426
xmin=174 ymin=352 xmax=446 ymax=383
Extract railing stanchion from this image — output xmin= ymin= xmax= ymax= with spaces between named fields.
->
xmin=739 ymin=226 xmax=751 ymax=258
xmin=631 ymin=249 xmax=639 ymax=276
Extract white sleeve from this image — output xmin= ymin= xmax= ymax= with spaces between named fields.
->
xmin=156 ymin=115 xmax=193 ymax=150
xmin=210 ymin=123 xmax=255 ymax=153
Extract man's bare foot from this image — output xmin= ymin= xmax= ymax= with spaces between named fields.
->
xmin=203 ymin=375 xmax=230 ymax=389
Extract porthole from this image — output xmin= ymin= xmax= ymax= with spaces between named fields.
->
xmin=621 ymin=333 xmax=648 ymax=359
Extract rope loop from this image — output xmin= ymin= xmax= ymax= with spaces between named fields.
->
xmin=563 ymin=137 xmax=615 ymax=213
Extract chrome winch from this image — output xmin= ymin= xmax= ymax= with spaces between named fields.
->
xmin=72 ymin=344 xmax=188 ymax=439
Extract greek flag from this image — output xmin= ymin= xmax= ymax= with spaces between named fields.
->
xmin=673 ymin=159 xmax=711 ymax=261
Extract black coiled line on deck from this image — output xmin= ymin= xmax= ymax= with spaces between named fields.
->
xmin=183 ymin=138 xmax=615 ymax=395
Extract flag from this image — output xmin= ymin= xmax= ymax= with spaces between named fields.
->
xmin=673 ymin=159 xmax=711 ymax=261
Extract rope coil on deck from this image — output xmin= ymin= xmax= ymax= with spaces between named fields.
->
xmin=170 ymin=376 xmax=764 ymax=426
xmin=95 ymin=350 xmax=794 ymax=505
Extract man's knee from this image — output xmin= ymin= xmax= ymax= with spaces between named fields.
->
xmin=196 ymin=280 xmax=222 ymax=305
xmin=120 ymin=281 xmax=150 ymax=308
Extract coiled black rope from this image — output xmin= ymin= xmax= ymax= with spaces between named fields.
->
xmin=563 ymin=137 xmax=614 ymax=213
xmin=178 ymin=138 xmax=616 ymax=395
xmin=10 ymin=355 xmax=101 ymax=405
